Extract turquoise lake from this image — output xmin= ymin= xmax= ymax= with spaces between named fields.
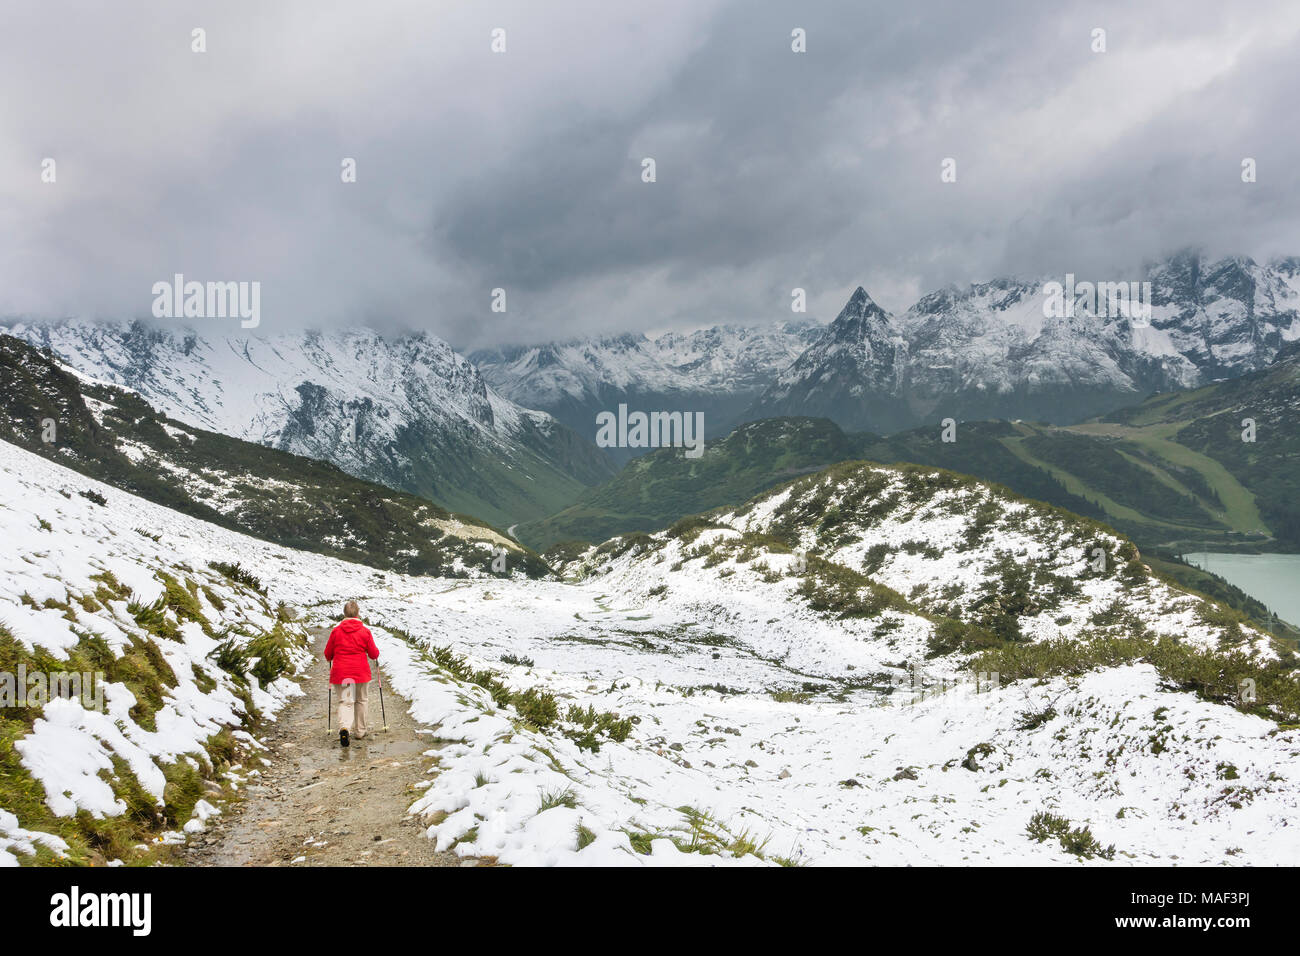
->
xmin=1182 ymin=552 xmax=1300 ymax=629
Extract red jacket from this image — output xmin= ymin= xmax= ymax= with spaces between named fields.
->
xmin=324 ymin=618 xmax=379 ymax=685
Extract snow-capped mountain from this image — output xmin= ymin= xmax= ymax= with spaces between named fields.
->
xmin=472 ymin=253 xmax=1300 ymax=442
xmin=470 ymin=320 xmax=822 ymax=461
xmin=0 ymin=333 xmax=544 ymax=577
xmin=0 ymin=320 xmax=615 ymax=528
xmin=750 ymin=288 xmax=915 ymax=433
xmin=752 ymin=252 xmax=1300 ymax=432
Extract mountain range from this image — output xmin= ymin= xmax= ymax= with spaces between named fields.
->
xmin=470 ymin=321 xmax=823 ymax=462
xmin=527 ymin=337 xmax=1300 ymax=554
xmin=1 ymin=321 xmax=615 ymax=528
xmin=5 ymin=250 xmax=1297 ymax=537
xmin=517 ymin=342 xmax=1300 ymax=641
xmin=481 ymin=252 xmax=1300 ymax=437
xmin=0 ymin=334 xmax=546 ymax=577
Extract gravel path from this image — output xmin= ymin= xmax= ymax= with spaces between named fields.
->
xmin=192 ymin=628 xmax=488 ymax=867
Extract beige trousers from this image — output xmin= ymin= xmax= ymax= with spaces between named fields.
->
xmin=336 ymin=681 xmax=370 ymax=737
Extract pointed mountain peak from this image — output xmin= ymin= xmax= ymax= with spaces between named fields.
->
xmin=845 ymin=286 xmax=875 ymax=310
xmin=841 ymin=286 xmax=889 ymax=316
xmin=829 ymin=287 xmax=891 ymax=335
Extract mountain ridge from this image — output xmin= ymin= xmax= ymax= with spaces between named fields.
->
xmin=0 ymin=333 xmax=549 ymax=578
xmin=470 ymin=320 xmax=824 ymax=462
xmin=0 ymin=319 xmax=616 ymax=528
xmin=751 ymin=251 xmax=1300 ymax=431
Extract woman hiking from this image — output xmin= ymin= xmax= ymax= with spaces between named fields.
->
xmin=324 ymin=601 xmax=380 ymax=747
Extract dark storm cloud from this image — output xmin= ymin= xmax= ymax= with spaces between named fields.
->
xmin=2 ymin=0 xmax=1297 ymax=348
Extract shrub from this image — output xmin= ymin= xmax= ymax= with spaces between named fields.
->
xmin=926 ymin=617 xmax=1002 ymax=658
xmin=666 ymin=515 xmax=726 ymax=543
xmin=976 ymin=633 xmax=1300 ymax=724
xmin=208 ymin=639 xmax=249 ymax=679
xmin=247 ymin=630 xmax=292 ymax=684
xmin=543 ymin=540 xmax=591 ymax=567
xmin=127 ymin=597 xmax=181 ymax=641
xmin=1026 ymin=811 xmax=1115 ymax=860
xmin=208 ymin=561 xmax=266 ymax=595
xmin=798 ymin=556 xmax=909 ymax=620
xmin=513 ymin=687 xmax=559 ymax=728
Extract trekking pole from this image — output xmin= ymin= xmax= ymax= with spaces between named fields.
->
xmin=377 ymin=662 xmax=388 ymax=731
xmin=327 ymin=683 xmax=332 ymax=736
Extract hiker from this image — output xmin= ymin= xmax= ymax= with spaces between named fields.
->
xmin=324 ymin=600 xmax=379 ymax=747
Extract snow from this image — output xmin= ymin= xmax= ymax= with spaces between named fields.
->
xmin=2 ymin=438 xmax=1297 ymax=866
xmin=0 ymin=441 xmax=309 ymax=863
xmin=0 ymin=808 xmax=69 ymax=866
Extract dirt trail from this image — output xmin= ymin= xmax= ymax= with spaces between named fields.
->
xmin=192 ymin=628 xmax=480 ymax=867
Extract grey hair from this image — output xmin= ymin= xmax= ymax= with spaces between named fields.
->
xmin=343 ymin=600 xmax=360 ymax=619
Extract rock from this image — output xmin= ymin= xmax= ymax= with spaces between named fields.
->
xmin=778 ymin=769 xmax=791 ymax=779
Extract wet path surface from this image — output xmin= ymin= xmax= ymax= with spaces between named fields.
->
xmin=192 ymin=628 xmax=484 ymax=867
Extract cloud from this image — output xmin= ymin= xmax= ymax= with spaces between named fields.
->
xmin=2 ymin=0 xmax=1297 ymax=348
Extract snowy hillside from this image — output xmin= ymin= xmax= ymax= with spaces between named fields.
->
xmin=1 ymin=321 xmax=615 ymax=527
xmin=0 ymin=445 xmax=314 ymax=865
xmin=4 ymin=437 xmax=1297 ymax=866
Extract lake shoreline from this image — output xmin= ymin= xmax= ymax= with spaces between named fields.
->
xmin=1181 ymin=552 xmax=1300 ymax=632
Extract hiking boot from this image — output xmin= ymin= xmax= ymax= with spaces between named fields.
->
xmin=340 ymin=729 xmax=350 ymax=747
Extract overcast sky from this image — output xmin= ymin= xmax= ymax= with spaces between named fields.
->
xmin=2 ymin=0 xmax=1298 ymax=348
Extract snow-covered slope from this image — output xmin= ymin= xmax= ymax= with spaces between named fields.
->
xmin=753 ymin=253 xmax=1300 ymax=431
xmin=0 ymin=443 xmax=314 ymax=865
xmin=367 ymin=463 xmax=1300 ymax=865
xmin=5 ymin=439 xmax=1297 ymax=866
xmin=1 ymin=321 xmax=615 ymax=527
